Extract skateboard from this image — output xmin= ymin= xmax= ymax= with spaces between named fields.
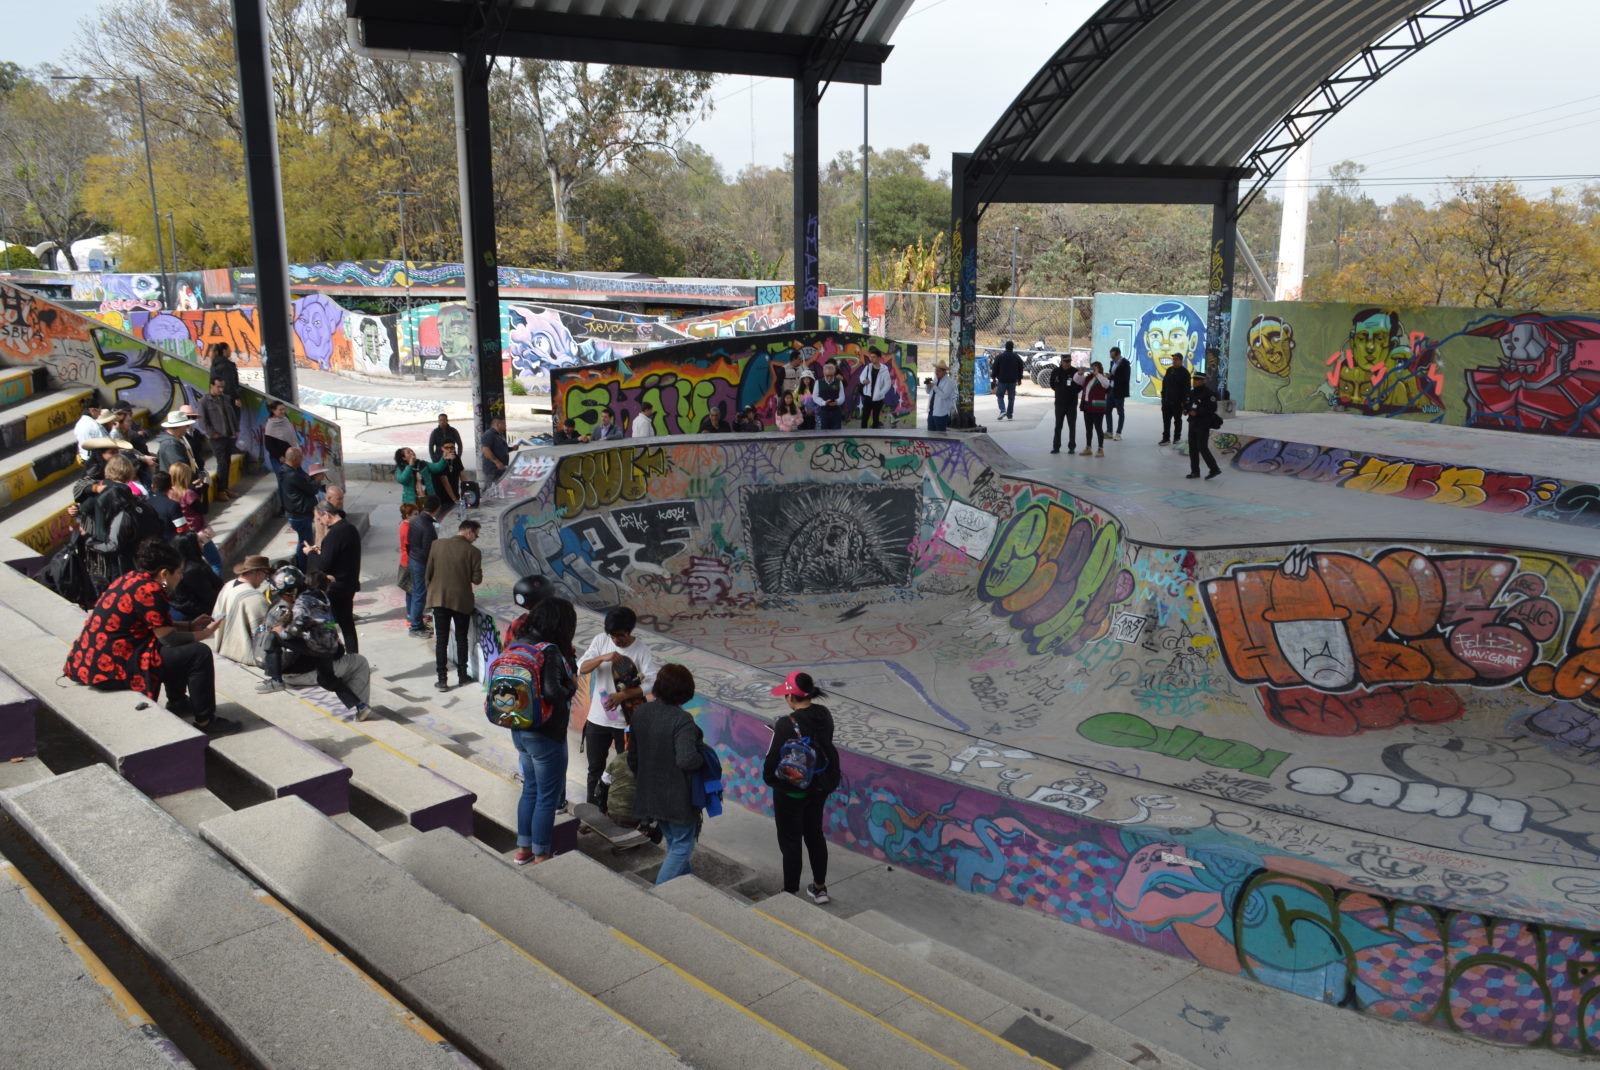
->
xmin=571 ymin=802 xmax=649 ymax=851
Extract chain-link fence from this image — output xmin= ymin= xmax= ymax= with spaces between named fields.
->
xmin=879 ymin=291 xmax=1095 ymax=362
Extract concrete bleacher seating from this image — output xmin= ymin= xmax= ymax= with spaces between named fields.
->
xmin=0 ymin=849 xmax=190 ymax=1068
xmin=0 ymin=766 xmax=474 ymax=1069
xmin=0 ymin=668 xmax=39 ymax=760
xmin=383 ymin=827 xmax=836 ymax=1070
xmin=199 ymin=796 xmax=687 ymax=1070
xmin=205 ymin=724 xmax=352 ymax=815
xmin=529 ymin=849 xmax=966 ymax=1069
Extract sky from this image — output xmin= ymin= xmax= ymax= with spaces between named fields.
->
xmin=7 ymin=0 xmax=1598 ymax=212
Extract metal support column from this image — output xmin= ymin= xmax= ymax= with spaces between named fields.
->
xmin=1206 ymin=178 xmax=1240 ymax=399
xmin=231 ymin=0 xmax=295 ymax=402
xmin=793 ymin=69 xmax=820 ymax=332
xmin=949 ymin=154 xmax=980 ymax=429
xmin=454 ymin=51 xmax=505 ymax=442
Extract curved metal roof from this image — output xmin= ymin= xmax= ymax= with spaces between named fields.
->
xmin=968 ymin=0 xmax=1512 ymax=210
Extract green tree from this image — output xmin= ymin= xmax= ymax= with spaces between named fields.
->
xmin=0 ymin=80 xmax=109 ymax=267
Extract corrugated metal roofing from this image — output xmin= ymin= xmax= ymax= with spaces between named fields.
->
xmin=481 ymin=0 xmax=912 ymax=48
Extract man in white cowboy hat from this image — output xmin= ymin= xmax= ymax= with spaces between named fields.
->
xmin=155 ymin=410 xmax=200 ymax=473
xmin=211 ymin=554 xmax=272 ymax=664
xmin=74 ymin=399 xmax=104 ymax=460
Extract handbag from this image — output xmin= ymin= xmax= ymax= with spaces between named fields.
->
xmin=397 ymin=564 xmax=413 ymax=592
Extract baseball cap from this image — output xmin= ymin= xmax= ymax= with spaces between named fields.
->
xmin=769 ymin=671 xmax=809 ymax=697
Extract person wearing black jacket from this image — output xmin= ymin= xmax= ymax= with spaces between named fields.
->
xmin=1107 ymin=346 xmax=1131 ymax=440
xmin=990 ymin=341 xmax=1025 ymax=420
xmin=277 ymin=447 xmax=321 ymax=570
xmin=1185 ymin=371 xmax=1222 ymax=480
xmin=307 ymin=500 xmax=362 ymax=652
xmin=207 ymin=342 xmax=242 ymax=408
xmin=1049 ymin=361 xmax=1083 ymax=454
xmin=763 ymin=671 xmax=842 ymax=903
xmin=630 ymin=663 xmax=705 ymax=885
xmin=427 ymin=413 xmax=463 ymax=463
xmin=1159 ymin=354 xmax=1191 ymax=445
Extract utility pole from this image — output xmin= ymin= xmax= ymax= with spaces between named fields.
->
xmin=579 ymin=217 xmax=588 ymax=271
xmin=166 ymin=212 xmax=179 ymax=276
xmin=380 ymin=190 xmax=421 ymax=371
xmin=860 ymin=83 xmax=870 ymax=330
xmin=1275 ymin=141 xmax=1311 ymax=300
xmin=1006 ymin=225 xmax=1020 ymax=335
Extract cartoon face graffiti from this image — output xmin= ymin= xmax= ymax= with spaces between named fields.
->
xmin=1460 ymin=314 xmax=1600 ymax=437
xmin=508 ymin=305 xmax=580 ymax=382
xmin=292 ymin=294 xmax=344 ymax=370
xmin=1349 ymin=309 xmax=1398 ymax=378
xmin=1134 ymin=300 xmax=1204 ymax=397
xmin=1113 ymin=843 xmax=1227 ymax=929
xmin=437 ymin=306 xmax=473 ymax=369
xmin=1260 ymin=549 xmax=1358 ymax=689
xmin=1247 ymin=315 xmax=1295 ymax=378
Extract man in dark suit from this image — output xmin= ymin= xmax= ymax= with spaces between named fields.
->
xmin=307 ymin=500 xmax=362 ymax=653
xmin=1049 ymin=360 xmax=1082 ymax=454
xmin=1107 ymin=346 xmax=1131 ymax=440
xmin=1159 ymin=355 xmax=1191 ymax=445
xmin=1185 ymin=371 xmax=1222 ymax=480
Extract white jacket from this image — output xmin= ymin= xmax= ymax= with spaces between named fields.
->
xmin=928 ymin=375 xmax=956 ymax=418
xmin=858 ymin=361 xmax=892 ymax=402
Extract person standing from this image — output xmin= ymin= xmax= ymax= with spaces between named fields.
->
xmin=857 ymin=347 xmax=891 ymax=429
xmin=630 ymin=401 xmax=656 ymax=438
xmin=211 ymin=555 xmax=271 ymax=664
xmin=155 ymin=411 xmax=201 ymax=473
xmin=813 ymin=361 xmax=846 ymax=430
xmin=393 ymin=448 xmax=424 ymax=506
xmin=261 ymin=401 xmax=298 ymax=475
xmin=276 ymin=447 xmax=320 ymax=570
xmin=404 ymin=497 xmax=438 ymax=637
xmin=425 ymin=518 xmax=483 ymax=691
xmin=628 ymin=664 xmax=704 ymax=885
xmin=1050 ymin=358 xmax=1083 ymax=454
xmin=207 ymin=342 xmax=242 ymax=410
xmin=926 ymin=362 xmax=956 ymax=431
xmin=1159 ymin=354 xmax=1191 ymax=446
xmin=74 ymin=400 xmax=104 ymax=461
xmin=197 ymin=376 xmax=240 ymax=501
xmin=1107 ymin=346 xmax=1131 ymax=441
xmin=306 ymin=500 xmax=361 ymax=653
xmin=763 ymin=672 xmax=842 ymax=903
xmin=1077 ymin=362 xmax=1112 ymax=457
xmin=501 ymin=598 xmax=579 ymax=866
xmin=1185 ymin=370 xmax=1223 ymax=480
xmin=428 ymin=413 xmax=463 ymax=463
xmin=990 ymin=341 xmax=1024 ymax=420
xmin=480 ymin=416 xmax=511 ymax=487
xmin=576 ymin=607 xmax=660 ymax=806
xmin=433 ymin=442 xmax=465 ymax=510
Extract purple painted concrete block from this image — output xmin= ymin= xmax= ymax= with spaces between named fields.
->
xmin=0 ymin=671 xmax=38 ymax=761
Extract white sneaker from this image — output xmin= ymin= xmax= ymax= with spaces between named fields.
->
xmin=1111 ymin=433 xmax=1121 ymax=440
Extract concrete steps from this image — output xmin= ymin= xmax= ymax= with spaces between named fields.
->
xmin=0 ymin=667 xmax=39 ymax=760
xmin=0 ymin=385 xmax=92 ymax=452
xmin=0 ymin=765 xmax=475 ymax=1069
xmin=0 ymin=365 xmax=47 ymax=407
xmin=848 ymin=911 xmax=1203 ymax=1070
xmin=383 ymin=827 xmax=838 ymax=1070
xmin=200 ymin=796 xmax=684 ymax=1070
xmin=530 ymin=849 xmax=956 ymax=1069
xmin=0 ymin=848 xmax=191 ymax=1068
xmin=0 ymin=428 xmax=81 ymax=510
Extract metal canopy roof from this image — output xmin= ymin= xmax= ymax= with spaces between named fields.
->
xmin=966 ymin=0 xmax=1512 ymax=212
xmin=347 ymin=0 xmax=913 ymax=83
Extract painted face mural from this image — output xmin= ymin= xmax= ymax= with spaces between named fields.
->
xmin=1247 ymin=314 xmax=1295 ymax=378
xmin=508 ymin=305 xmax=581 ymax=383
xmin=1460 ymin=314 xmax=1600 ymax=437
xmin=1326 ymin=307 xmax=1441 ymax=415
xmin=292 ymin=294 xmax=343 ymax=371
xmin=1134 ymin=300 xmax=1204 ymax=398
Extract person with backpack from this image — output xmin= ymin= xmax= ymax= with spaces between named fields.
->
xmin=253 ymin=566 xmax=373 ymax=720
xmin=64 ymin=537 xmax=240 ymax=736
xmin=1185 ymin=369 xmax=1224 ymax=480
xmin=628 ymin=663 xmax=705 ymax=885
xmin=576 ymin=606 xmax=660 ymax=806
xmin=167 ymin=533 xmax=223 ymax=622
xmin=598 ymin=655 xmax=655 ymax=835
xmin=84 ymin=455 xmax=165 ymax=592
xmin=488 ymin=598 xmax=579 ymax=866
xmin=764 ymin=671 xmax=843 ymax=904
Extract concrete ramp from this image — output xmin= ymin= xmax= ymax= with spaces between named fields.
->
xmin=498 ymin=431 xmax=1600 ymax=1054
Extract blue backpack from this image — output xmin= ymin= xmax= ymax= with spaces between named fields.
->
xmin=775 ymin=716 xmax=826 ymax=791
xmin=689 ymin=743 xmax=724 ymax=818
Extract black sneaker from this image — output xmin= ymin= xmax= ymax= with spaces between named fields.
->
xmin=434 ymin=678 xmax=450 ymax=692
xmin=255 ymin=678 xmax=285 ymax=694
xmin=806 ymin=883 xmax=831 ymax=905
xmin=197 ymin=716 xmax=242 ymax=736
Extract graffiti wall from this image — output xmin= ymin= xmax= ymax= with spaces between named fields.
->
xmin=1233 ymin=298 xmax=1600 ymax=439
xmin=1091 ymin=292 xmax=1210 ymax=402
xmin=667 ymin=293 xmax=886 ymax=340
xmin=548 ymin=331 xmax=918 ymax=437
xmin=494 ymin=431 xmax=1600 ymax=1051
xmin=0 ymin=279 xmax=342 ymax=483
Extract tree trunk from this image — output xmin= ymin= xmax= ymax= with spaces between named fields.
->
xmin=548 ymin=162 xmax=569 ymax=267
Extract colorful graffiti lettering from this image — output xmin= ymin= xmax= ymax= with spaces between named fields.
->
xmin=1077 ymin=712 xmax=1289 ymax=776
xmin=978 ymin=496 xmax=1134 ymax=658
xmin=551 ymin=445 xmax=672 ymax=516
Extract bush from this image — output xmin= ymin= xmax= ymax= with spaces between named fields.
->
xmin=1 ymin=245 xmax=42 ymax=270
xmin=507 ymin=377 xmax=527 ymax=396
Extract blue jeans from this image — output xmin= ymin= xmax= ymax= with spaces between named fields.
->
xmin=817 ymin=407 xmax=843 ymax=430
xmin=202 ymin=540 xmax=223 ymax=576
xmin=994 ymin=382 xmax=1017 ymax=417
xmin=512 ymin=729 xmax=567 ymax=854
xmin=407 ymin=558 xmax=428 ymax=630
xmin=655 ymin=820 xmax=699 ymax=885
xmin=929 ymin=414 xmax=949 ymax=432
xmin=287 ymin=515 xmax=315 ymax=570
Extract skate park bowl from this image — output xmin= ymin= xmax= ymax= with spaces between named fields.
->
xmin=496 ymin=430 xmax=1600 ymax=1054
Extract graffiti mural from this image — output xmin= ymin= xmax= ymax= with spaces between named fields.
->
xmin=744 ymin=483 xmax=918 ymax=594
xmin=550 ymin=331 xmax=917 ymax=436
xmin=1234 ymin=299 xmax=1600 ymax=440
xmin=1091 ymin=293 xmax=1208 ymax=401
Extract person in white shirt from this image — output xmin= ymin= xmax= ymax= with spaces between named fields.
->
xmin=211 ymin=555 xmax=272 ymax=664
xmin=74 ymin=401 xmax=104 ymax=460
xmin=630 ymin=401 xmax=656 ymax=438
xmin=576 ymin=606 xmax=659 ymax=805
xmin=857 ymin=347 xmax=892 ymax=429
xmin=925 ymin=362 xmax=956 ymax=431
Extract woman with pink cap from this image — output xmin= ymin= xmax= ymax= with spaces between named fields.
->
xmin=763 ymin=671 xmax=842 ymax=903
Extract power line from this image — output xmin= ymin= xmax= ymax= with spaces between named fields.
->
xmin=1334 ymin=91 xmax=1600 ymax=172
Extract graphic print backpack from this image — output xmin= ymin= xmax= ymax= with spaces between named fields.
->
xmin=485 ymin=642 xmax=572 ymax=730
xmin=288 ymin=590 xmax=343 ymax=659
xmin=775 ymin=715 xmax=825 ymax=790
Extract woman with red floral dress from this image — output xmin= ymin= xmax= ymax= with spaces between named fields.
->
xmin=64 ymin=538 xmax=241 ymax=735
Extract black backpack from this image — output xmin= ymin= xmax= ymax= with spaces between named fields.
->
xmin=43 ymin=531 xmax=98 ymax=609
xmin=118 ymin=494 xmax=168 ymax=551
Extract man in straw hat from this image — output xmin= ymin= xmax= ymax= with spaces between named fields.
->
xmin=155 ymin=409 xmax=201 ymax=473
xmin=211 ymin=554 xmax=273 ymax=664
